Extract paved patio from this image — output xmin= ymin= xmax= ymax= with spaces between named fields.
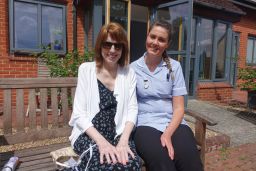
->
xmin=205 ymin=143 xmax=256 ymax=171
xmin=188 ymin=100 xmax=256 ymax=147
xmin=188 ymin=100 xmax=256 ymax=171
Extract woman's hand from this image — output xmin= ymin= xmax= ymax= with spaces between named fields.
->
xmin=97 ymin=139 xmax=120 ymax=164
xmin=160 ymin=95 xmax=185 ymax=160
xmin=116 ymin=139 xmax=135 ymax=165
xmin=160 ymin=130 xmax=174 ymax=160
xmin=85 ymin=126 xmax=120 ymax=164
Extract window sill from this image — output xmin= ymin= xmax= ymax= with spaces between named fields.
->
xmin=8 ymin=54 xmax=37 ymax=62
xmin=246 ymin=64 xmax=256 ymax=68
xmin=8 ymin=49 xmax=66 ymax=61
xmin=10 ymin=49 xmax=66 ymax=56
xmin=198 ymin=82 xmax=233 ymax=89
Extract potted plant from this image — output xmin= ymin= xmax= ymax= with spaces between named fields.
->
xmin=238 ymin=66 xmax=256 ymax=109
xmin=53 ymin=40 xmax=62 ymax=50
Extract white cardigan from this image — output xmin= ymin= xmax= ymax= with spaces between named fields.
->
xmin=69 ymin=62 xmax=138 ymax=146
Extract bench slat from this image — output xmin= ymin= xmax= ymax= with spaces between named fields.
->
xmin=16 ymin=143 xmax=70 ymax=157
xmin=61 ymin=88 xmax=69 ymax=125
xmin=2 ymin=127 xmax=71 ymax=145
xmin=0 ymin=142 xmax=70 ymax=169
xmin=0 ymin=78 xmax=77 ymax=89
xmin=40 ymin=88 xmax=48 ymax=129
xmin=51 ymin=88 xmax=59 ymax=128
xmin=71 ymin=87 xmax=76 ymax=107
xmin=17 ymin=159 xmax=55 ymax=171
xmin=28 ymin=89 xmax=37 ymax=129
xmin=16 ymin=89 xmax=25 ymax=132
xmin=0 ymin=142 xmax=69 ymax=164
xmin=3 ymin=89 xmax=12 ymax=134
xmin=20 ymin=153 xmax=51 ymax=164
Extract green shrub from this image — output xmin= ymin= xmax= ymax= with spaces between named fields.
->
xmin=37 ymin=49 xmax=94 ymax=77
xmin=238 ymin=66 xmax=256 ymax=91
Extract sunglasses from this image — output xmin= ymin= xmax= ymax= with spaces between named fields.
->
xmin=102 ymin=41 xmax=123 ymax=51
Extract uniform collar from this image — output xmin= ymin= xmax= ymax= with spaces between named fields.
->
xmin=136 ymin=52 xmax=167 ymax=75
xmin=136 ymin=52 xmax=167 ymax=68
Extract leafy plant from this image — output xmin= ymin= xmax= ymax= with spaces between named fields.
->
xmin=37 ymin=48 xmax=94 ymax=77
xmin=219 ymin=147 xmax=230 ymax=161
xmin=238 ymin=66 xmax=256 ymax=91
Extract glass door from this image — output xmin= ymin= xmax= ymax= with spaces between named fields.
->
xmin=155 ymin=0 xmax=193 ymax=97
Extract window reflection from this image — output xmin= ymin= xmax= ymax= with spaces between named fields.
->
xmin=247 ymin=39 xmax=253 ymax=63
xmin=157 ymin=3 xmax=188 ymax=51
xmin=189 ymin=58 xmax=195 ymax=95
xmin=253 ymin=41 xmax=256 ymax=64
xmin=110 ymin=0 xmax=128 ymax=31
xmin=215 ymin=22 xmax=227 ymax=79
xmin=191 ymin=18 xmax=196 ymax=54
xmin=246 ymin=37 xmax=256 ymax=64
xmin=42 ymin=6 xmax=64 ymax=50
xmin=230 ymin=33 xmax=239 ymax=86
xmin=170 ymin=54 xmax=186 ymax=75
xmin=12 ymin=0 xmax=66 ymax=52
xmin=199 ymin=19 xmax=213 ymax=80
xmin=14 ymin=2 xmax=38 ymax=49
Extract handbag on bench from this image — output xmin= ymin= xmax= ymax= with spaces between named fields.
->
xmin=50 ymin=144 xmax=96 ymax=171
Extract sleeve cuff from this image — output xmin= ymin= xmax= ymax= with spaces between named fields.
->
xmin=172 ymin=87 xmax=187 ymax=96
xmin=76 ymin=117 xmax=93 ymax=132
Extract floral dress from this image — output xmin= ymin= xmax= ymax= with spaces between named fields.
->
xmin=66 ymin=79 xmax=141 ymax=171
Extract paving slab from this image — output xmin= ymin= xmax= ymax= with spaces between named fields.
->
xmin=188 ymin=99 xmax=256 ymax=147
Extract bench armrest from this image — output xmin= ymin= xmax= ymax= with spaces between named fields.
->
xmin=185 ymin=109 xmax=217 ymax=166
xmin=185 ymin=109 xmax=217 ymax=126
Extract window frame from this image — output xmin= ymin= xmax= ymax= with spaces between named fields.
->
xmin=246 ymin=36 xmax=256 ymax=66
xmin=195 ymin=16 xmax=232 ymax=82
xmin=230 ymin=32 xmax=240 ymax=86
xmin=212 ymin=20 xmax=231 ymax=81
xmin=9 ymin=0 xmax=67 ymax=54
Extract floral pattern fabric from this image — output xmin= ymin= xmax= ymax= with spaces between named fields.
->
xmin=64 ymin=79 xmax=141 ymax=171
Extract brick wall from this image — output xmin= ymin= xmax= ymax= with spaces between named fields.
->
xmin=77 ymin=5 xmax=85 ymax=53
xmin=197 ymin=82 xmax=233 ymax=103
xmin=232 ymin=6 xmax=256 ymax=103
xmin=233 ymin=6 xmax=256 ymax=69
xmin=0 ymin=0 xmax=87 ymax=106
xmin=0 ymin=0 xmax=87 ymax=78
xmin=194 ymin=5 xmax=256 ymax=104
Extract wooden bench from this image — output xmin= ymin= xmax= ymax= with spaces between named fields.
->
xmin=0 ymin=78 xmax=217 ymax=170
xmin=0 ymin=78 xmax=77 ymax=170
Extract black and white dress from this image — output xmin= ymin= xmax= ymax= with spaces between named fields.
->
xmin=67 ymin=79 xmax=141 ymax=171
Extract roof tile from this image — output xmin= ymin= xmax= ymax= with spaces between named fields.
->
xmin=195 ymin=0 xmax=245 ymax=15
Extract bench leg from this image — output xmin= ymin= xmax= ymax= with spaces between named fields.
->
xmin=195 ymin=120 xmax=206 ymax=166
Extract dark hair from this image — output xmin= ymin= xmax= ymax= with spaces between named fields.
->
xmin=94 ymin=22 xmax=129 ymax=68
xmin=149 ymin=20 xmax=174 ymax=80
xmin=148 ymin=20 xmax=172 ymax=43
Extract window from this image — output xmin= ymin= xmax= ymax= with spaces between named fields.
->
xmin=199 ymin=18 xmax=213 ymax=80
xmin=110 ymin=0 xmax=128 ymax=31
xmin=196 ymin=17 xmax=230 ymax=81
xmin=9 ymin=0 xmax=66 ymax=53
xmin=93 ymin=0 xmax=130 ymax=46
xmin=215 ymin=22 xmax=227 ymax=79
xmin=157 ymin=3 xmax=189 ymax=52
xmin=246 ymin=36 xmax=256 ymax=65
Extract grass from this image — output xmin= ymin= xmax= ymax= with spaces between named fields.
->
xmin=219 ymin=147 xmax=230 ymax=160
